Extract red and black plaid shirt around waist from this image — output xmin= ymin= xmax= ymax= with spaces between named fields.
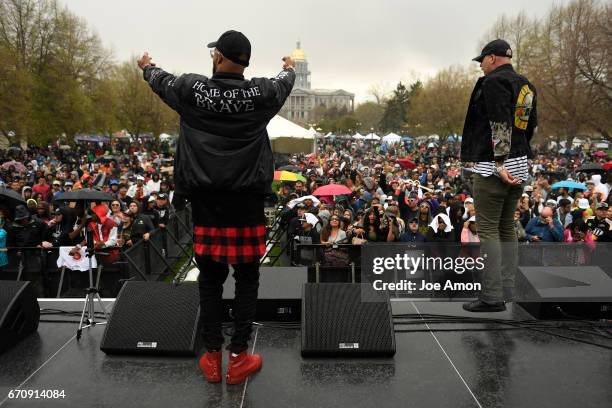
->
xmin=193 ymin=225 xmax=266 ymax=264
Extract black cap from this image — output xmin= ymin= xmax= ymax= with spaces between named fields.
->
xmin=597 ymin=202 xmax=609 ymax=209
xmin=473 ymin=39 xmax=512 ymax=62
xmin=207 ymin=30 xmax=251 ymax=67
xmin=157 ymin=193 xmax=168 ymax=200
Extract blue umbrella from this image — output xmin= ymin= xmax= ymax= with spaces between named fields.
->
xmin=551 ymin=180 xmax=587 ymax=190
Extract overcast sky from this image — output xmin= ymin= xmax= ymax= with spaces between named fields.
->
xmin=61 ymin=0 xmax=572 ymax=103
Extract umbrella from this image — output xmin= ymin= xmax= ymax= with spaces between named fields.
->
xmin=577 ymin=163 xmax=604 ymax=173
xmin=592 ymin=151 xmax=608 ymax=157
xmin=0 ymin=186 xmax=26 ymax=208
xmin=551 ymin=180 xmax=587 ymax=190
xmin=286 ymin=195 xmax=321 ymax=209
xmin=312 ymin=184 xmax=352 ymax=196
xmin=277 ymin=165 xmax=303 ymax=173
xmin=603 ymin=161 xmax=612 ymax=172
xmin=273 ymin=171 xmax=306 ymax=182
xmin=55 ymin=189 xmax=114 ymax=202
xmin=396 ymin=158 xmax=417 ymax=170
xmin=1 ymin=160 xmax=27 ymax=173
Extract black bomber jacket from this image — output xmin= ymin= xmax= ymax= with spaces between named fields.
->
xmin=143 ymin=66 xmax=295 ymax=198
xmin=460 ymin=64 xmax=537 ymax=163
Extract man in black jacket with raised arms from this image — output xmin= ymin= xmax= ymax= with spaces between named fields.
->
xmin=138 ymin=30 xmax=295 ymax=385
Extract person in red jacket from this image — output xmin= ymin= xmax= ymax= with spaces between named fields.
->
xmin=88 ymin=204 xmax=119 ymax=264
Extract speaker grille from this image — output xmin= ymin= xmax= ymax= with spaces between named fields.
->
xmin=301 ymin=283 xmax=395 ymax=357
xmin=0 ymin=281 xmax=40 ymax=354
xmin=0 ymin=281 xmax=26 ymax=316
xmin=101 ymin=282 xmax=200 ymax=356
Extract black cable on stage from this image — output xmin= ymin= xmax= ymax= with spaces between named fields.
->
xmin=393 ymin=320 xmax=610 ymax=332
xmin=393 ymin=313 xmax=612 ymax=350
xmin=395 ymin=313 xmax=612 ymax=331
xmin=40 ymin=319 xmax=86 ymax=324
xmin=395 ymin=327 xmax=523 ymax=333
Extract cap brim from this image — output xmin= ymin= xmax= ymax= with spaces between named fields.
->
xmin=207 ymin=41 xmax=217 ymax=48
xmin=472 ymin=55 xmax=484 ymax=62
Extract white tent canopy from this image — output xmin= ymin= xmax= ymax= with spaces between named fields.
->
xmin=307 ymin=127 xmax=319 ymax=137
xmin=267 ymin=115 xmax=312 ymax=140
xmin=382 ymin=133 xmax=401 ymax=144
xmin=352 ymin=132 xmax=365 ymax=140
xmin=364 ymin=132 xmax=380 ymax=141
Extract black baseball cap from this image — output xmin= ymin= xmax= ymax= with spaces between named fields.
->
xmin=473 ymin=39 xmax=513 ymax=62
xmin=207 ymin=30 xmax=251 ymax=67
xmin=596 ymin=202 xmax=609 ymax=210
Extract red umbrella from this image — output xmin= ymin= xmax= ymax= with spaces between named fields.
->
xmin=312 ymin=184 xmax=352 ymax=196
xmin=592 ymin=151 xmax=608 ymax=157
xmin=396 ymin=158 xmax=416 ymax=170
xmin=604 ymin=161 xmax=612 ymax=171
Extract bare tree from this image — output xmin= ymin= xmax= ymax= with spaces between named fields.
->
xmin=367 ymin=82 xmax=390 ymax=105
xmin=408 ymin=65 xmax=477 ymax=142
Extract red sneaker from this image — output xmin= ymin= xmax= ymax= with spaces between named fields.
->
xmin=225 ymin=351 xmax=262 ymax=385
xmin=198 ymin=351 xmax=222 ymax=383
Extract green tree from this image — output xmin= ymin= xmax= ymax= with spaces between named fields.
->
xmin=354 ymin=101 xmax=384 ymax=133
xmin=379 ymin=81 xmax=421 ymax=134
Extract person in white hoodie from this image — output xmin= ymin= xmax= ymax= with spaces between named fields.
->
xmin=146 ymin=173 xmax=161 ymax=193
xmin=591 ymin=174 xmax=609 ymax=203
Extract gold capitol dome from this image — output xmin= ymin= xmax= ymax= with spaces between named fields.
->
xmin=291 ymin=41 xmax=306 ymax=61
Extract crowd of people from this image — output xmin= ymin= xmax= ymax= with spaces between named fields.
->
xmin=0 ymin=140 xmax=178 ymax=270
xmin=0 ymin=136 xmax=610 ymax=270
xmin=278 ymin=138 xmax=611 ymax=265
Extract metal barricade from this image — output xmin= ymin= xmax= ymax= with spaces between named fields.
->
xmin=0 ymin=206 xmax=194 ymax=298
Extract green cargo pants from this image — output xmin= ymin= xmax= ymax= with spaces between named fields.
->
xmin=472 ymin=174 xmax=524 ymax=302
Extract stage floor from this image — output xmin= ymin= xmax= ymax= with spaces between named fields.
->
xmin=0 ymin=300 xmax=610 ymax=408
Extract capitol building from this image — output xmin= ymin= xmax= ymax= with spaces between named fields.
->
xmin=279 ymin=42 xmax=355 ymax=124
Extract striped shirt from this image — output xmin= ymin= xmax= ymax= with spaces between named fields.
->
xmin=473 ymin=156 xmax=529 ymax=182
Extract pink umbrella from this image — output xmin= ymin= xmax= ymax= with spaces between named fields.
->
xmin=1 ymin=160 xmax=27 ymax=173
xmin=592 ymin=151 xmax=608 ymax=157
xmin=312 ymin=184 xmax=352 ymax=196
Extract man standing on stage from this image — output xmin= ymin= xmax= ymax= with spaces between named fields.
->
xmin=138 ymin=30 xmax=295 ymax=384
xmin=460 ymin=39 xmax=537 ymax=312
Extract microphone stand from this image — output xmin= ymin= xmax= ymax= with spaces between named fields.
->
xmin=76 ymin=219 xmax=110 ymax=340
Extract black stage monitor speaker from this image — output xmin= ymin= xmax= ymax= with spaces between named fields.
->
xmin=301 ymin=283 xmax=396 ymax=357
xmin=0 ymin=281 xmax=40 ymax=354
xmin=223 ymin=266 xmax=307 ymax=321
xmin=100 ymin=281 xmax=201 ymax=356
xmin=516 ymin=266 xmax=612 ymax=320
